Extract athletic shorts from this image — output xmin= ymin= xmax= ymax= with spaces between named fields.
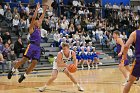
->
xmin=24 ymin=44 xmax=41 ymax=60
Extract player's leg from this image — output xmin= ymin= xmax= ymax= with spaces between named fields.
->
xmin=91 ymin=59 xmax=95 ymax=69
xmin=18 ymin=59 xmax=38 ymax=83
xmin=86 ymin=59 xmax=90 ymax=70
xmin=119 ymin=63 xmax=128 ymax=78
xmin=94 ymin=57 xmax=99 ymax=69
xmin=125 ymin=65 xmax=131 ymax=72
xmin=7 ymin=56 xmax=29 ymax=79
xmin=81 ymin=59 xmax=84 ymax=69
xmin=64 ymin=68 xmax=84 ymax=91
xmin=123 ymin=75 xmax=136 ymax=93
xmin=39 ymin=70 xmax=58 ymax=92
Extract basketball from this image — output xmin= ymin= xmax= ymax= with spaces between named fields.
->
xmin=67 ymin=64 xmax=77 ymax=73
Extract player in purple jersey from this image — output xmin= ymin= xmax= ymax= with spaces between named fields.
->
xmin=122 ymin=22 xmax=140 ymax=93
xmin=113 ymin=31 xmax=131 ymax=85
xmin=7 ymin=3 xmax=47 ymax=83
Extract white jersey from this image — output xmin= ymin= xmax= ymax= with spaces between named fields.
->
xmin=53 ymin=50 xmax=73 ymax=71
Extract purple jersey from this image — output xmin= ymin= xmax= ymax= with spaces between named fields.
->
xmin=23 ymin=27 xmax=41 ymax=60
xmin=116 ymin=43 xmax=121 ymax=54
xmin=135 ymin=30 xmax=140 ymax=59
xmin=131 ymin=30 xmax=140 ymax=77
xmin=30 ymin=27 xmax=41 ymax=46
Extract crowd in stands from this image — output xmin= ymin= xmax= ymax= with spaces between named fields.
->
xmin=0 ymin=0 xmax=140 ymax=72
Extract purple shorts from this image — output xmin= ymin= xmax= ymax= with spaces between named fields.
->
xmin=118 ymin=57 xmax=130 ymax=66
xmin=24 ymin=44 xmax=41 ymax=60
xmin=131 ymin=59 xmax=140 ymax=77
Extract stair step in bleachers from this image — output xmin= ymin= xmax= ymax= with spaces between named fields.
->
xmin=44 ymin=47 xmax=60 ymax=52
xmin=40 ymin=43 xmax=51 ymax=47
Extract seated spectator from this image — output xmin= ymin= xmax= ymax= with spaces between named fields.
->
xmin=73 ymin=31 xmax=80 ymax=40
xmin=122 ymin=32 xmax=127 ymax=42
xmin=4 ymin=2 xmax=11 ymax=12
xmin=0 ymin=5 xmax=4 ymax=16
xmin=84 ymin=8 xmax=89 ymax=15
xmin=60 ymin=20 xmax=68 ymax=30
xmin=42 ymin=18 xmax=51 ymax=33
xmin=13 ymin=8 xmax=20 ymax=19
xmin=2 ymin=43 xmax=11 ymax=59
xmin=12 ymin=15 xmax=20 ymax=35
xmin=0 ymin=37 xmax=4 ymax=52
xmin=25 ymin=4 xmax=30 ymax=16
xmin=53 ymin=31 xmax=60 ymax=47
xmin=7 ymin=39 xmax=14 ymax=50
xmin=2 ymin=31 xmax=11 ymax=44
xmin=14 ymin=37 xmax=24 ymax=58
xmin=5 ymin=8 xmax=12 ymax=21
xmin=18 ymin=17 xmax=28 ymax=35
xmin=41 ymin=29 xmax=48 ymax=43
xmin=78 ymin=7 xmax=84 ymax=16
xmin=0 ymin=53 xmax=5 ymax=72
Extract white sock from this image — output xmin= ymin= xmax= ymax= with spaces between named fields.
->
xmin=76 ymin=83 xmax=80 ymax=87
xmin=24 ymin=73 xmax=28 ymax=77
xmin=12 ymin=67 xmax=16 ymax=72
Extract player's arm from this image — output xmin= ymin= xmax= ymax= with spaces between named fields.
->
xmin=29 ymin=3 xmax=40 ymax=34
xmin=123 ymin=32 xmax=136 ymax=60
xmin=38 ymin=6 xmax=47 ymax=27
xmin=117 ymin=38 xmax=125 ymax=57
xmin=72 ymin=51 xmax=78 ymax=67
xmin=56 ymin=52 xmax=67 ymax=67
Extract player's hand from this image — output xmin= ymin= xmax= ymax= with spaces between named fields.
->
xmin=122 ymin=55 xmax=127 ymax=60
xmin=118 ymin=52 xmax=122 ymax=57
xmin=36 ymin=2 xmax=40 ymax=9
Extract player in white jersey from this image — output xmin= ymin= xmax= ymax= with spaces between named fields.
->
xmin=38 ymin=43 xmax=84 ymax=92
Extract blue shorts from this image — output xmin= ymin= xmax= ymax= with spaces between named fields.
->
xmin=24 ymin=44 xmax=41 ymax=60
xmin=131 ymin=59 xmax=140 ymax=77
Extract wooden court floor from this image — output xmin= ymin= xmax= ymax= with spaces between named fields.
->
xmin=0 ymin=67 xmax=140 ymax=93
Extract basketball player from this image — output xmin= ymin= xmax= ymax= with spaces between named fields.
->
xmin=113 ymin=31 xmax=131 ymax=85
xmin=7 ymin=3 xmax=47 ymax=83
xmin=38 ymin=43 xmax=84 ymax=92
xmin=122 ymin=24 xmax=140 ymax=93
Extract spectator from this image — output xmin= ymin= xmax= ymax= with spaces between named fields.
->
xmin=5 ymin=8 xmax=12 ymax=21
xmin=53 ymin=31 xmax=60 ymax=47
xmin=0 ymin=53 xmax=5 ymax=72
xmin=60 ymin=20 xmax=68 ymax=30
xmin=42 ymin=18 xmax=51 ymax=33
xmin=0 ymin=5 xmax=4 ymax=16
xmin=2 ymin=31 xmax=11 ymax=44
xmin=25 ymin=4 xmax=30 ymax=16
xmin=84 ymin=8 xmax=90 ymax=15
xmin=41 ymin=29 xmax=48 ymax=43
xmin=12 ymin=15 xmax=20 ymax=35
xmin=14 ymin=37 xmax=24 ymax=58
xmin=69 ymin=23 xmax=75 ymax=38
xmin=0 ymin=37 xmax=4 ymax=53
xmin=78 ymin=7 xmax=84 ymax=15
xmin=13 ymin=8 xmax=20 ymax=19
xmin=4 ymin=2 xmax=11 ymax=12
xmin=2 ymin=43 xmax=11 ymax=59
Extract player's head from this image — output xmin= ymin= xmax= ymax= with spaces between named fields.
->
xmin=62 ymin=42 xmax=70 ymax=53
xmin=113 ymin=31 xmax=120 ymax=39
